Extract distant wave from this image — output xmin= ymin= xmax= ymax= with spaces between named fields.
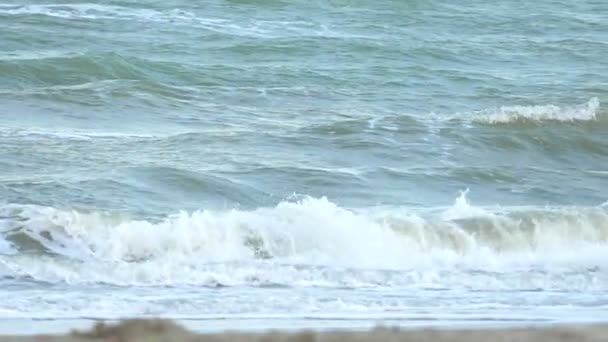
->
xmin=0 ymin=127 xmax=158 ymax=141
xmin=1 ymin=193 xmax=607 ymax=288
xmin=0 ymin=4 xmax=197 ymax=22
xmin=0 ymin=53 xmax=198 ymax=87
xmin=0 ymin=4 xmax=362 ymax=39
xmin=472 ymin=97 xmax=601 ymax=123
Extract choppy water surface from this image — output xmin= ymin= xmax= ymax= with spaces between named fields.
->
xmin=1 ymin=0 xmax=607 ymax=333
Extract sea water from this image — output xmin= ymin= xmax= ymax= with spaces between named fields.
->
xmin=0 ymin=0 xmax=607 ymax=334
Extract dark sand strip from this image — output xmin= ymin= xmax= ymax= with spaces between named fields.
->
xmin=1 ymin=319 xmax=607 ymax=342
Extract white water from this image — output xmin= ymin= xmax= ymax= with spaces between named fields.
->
xmin=473 ymin=97 xmax=600 ymax=123
xmin=1 ymin=193 xmax=607 ymax=289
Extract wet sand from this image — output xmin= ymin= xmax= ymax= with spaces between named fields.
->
xmin=0 ymin=320 xmax=606 ymax=342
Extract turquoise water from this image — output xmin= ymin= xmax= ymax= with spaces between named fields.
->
xmin=0 ymin=0 xmax=607 ymax=332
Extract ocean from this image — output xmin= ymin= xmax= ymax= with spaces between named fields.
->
xmin=0 ymin=0 xmax=607 ymax=334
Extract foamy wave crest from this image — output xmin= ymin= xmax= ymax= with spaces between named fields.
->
xmin=474 ymin=97 xmax=600 ymax=123
xmin=1 ymin=195 xmax=607 ymax=287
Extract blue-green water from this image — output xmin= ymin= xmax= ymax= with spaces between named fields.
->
xmin=0 ymin=0 xmax=607 ymax=333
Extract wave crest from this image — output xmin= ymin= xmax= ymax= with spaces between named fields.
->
xmin=473 ymin=97 xmax=600 ymax=123
xmin=1 ymin=195 xmax=607 ymax=286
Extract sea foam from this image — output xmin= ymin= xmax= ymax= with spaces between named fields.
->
xmin=473 ymin=97 xmax=600 ymax=123
xmin=1 ymin=194 xmax=607 ymax=287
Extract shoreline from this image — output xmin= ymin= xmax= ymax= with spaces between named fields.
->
xmin=1 ymin=319 xmax=607 ymax=342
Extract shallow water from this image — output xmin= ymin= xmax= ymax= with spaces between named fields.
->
xmin=0 ymin=0 xmax=607 ymax=332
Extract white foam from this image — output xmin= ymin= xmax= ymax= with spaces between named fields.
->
xmin=0 ymin=239 xmax=13 ymax=255
xmin=1 ymin=196 xmax=607 ymax=287
xmin=473 ymin=97 xmax=600 ymax=123
xmin=441 ymin=189 xmax=490 ymax=220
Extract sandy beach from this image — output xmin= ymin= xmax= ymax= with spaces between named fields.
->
xmin=0 ymin=320 xmax=606 ymax=342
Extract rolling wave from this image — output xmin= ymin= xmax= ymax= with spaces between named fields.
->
xmin=1 ymin=193 xmax=607 ymax=287
xmin=0 ymin=53 xmax=197 ymax=87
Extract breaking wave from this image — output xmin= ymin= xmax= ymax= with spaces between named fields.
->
xmin=472 ymin=97 xmax=601 ymax=123
xmin=1 ymin=193 xmax=607 ymax=288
